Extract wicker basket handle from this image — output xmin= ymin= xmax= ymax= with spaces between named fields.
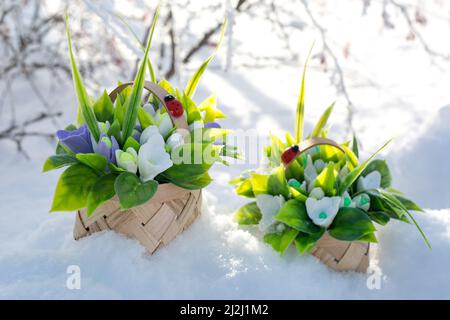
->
xmin=281 ymin=137 xmax=346 ymax=167
xmin=108 ymin=80 xmax=189 ymax=130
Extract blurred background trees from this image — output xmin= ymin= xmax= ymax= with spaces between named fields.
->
xmin=1 ymin=0 xmax=449 ymax=158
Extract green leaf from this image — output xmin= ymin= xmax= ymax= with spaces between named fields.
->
xmin=235 ymin=179 xmax=255 ymax=198
xmin=367 ymin=211 xmax=391 ymax=226
xmin=234 ymin=202 xmax=262 ymax=225
xmin=86 ymin=174 xmax=117 ymax=216
xmin=138 ymin=106 xmax=154 ymax=129
xmin=198 ymin=93 xmax=226 ymax=123
xmin=158 ymin=79 xmax=176 ymax=96
xmin=264 ymin=226 xmax=299 ymax=255
xmin=76 ymin=153 xmax=107 ymax=174
xmin=109 ymin=162 xmax=126 ymax=174
xmin=310 ymin=102 xmax=334 ymax=138
xmin=180 ymin=91 xmax=202 ymax=124
xmin=352 ymin=135 xmax=359 ymax=158
xmin=123 ymin=136 xmax=141 ymax=153
xmin=285 ymin=131 xmax=296 ymax=146
xmin=314 ymin=163 xmax=336 ymax=196
xmin=114 ymin=172 xmax=158 ymax=209
xmin=341 ymin=145 xmax=359 ymax=168
xmin=295 ymin=44 xmax=314 ymax=142
xmin=329 ymin=207 xmax=376 ymax=241
xmin=394 ymin=194 xmax=424 ymax=212
xmin=161 ymin=143 xmax=220 ymax=189
xmin=359 ymin=232 xmax=378 ymax=243
xmin=294 ymin=229 xmax=325 ymax=255
xmin=250 ymin=167 xmax=289 ymax=199
xmin=50 ymin=164 xmax=99 ymax=212
xmin=65 ymin=12 xmax=100 ymax=142
xmin=115 ymin=12 xmax=157 ymax=83
xmin=43 ymin=154 xmax=78 ymax=172
xmin=362 ymin=159 xmax=392 ymax=188
xmin=93 ymin=90 xmax=114 ymax=123
xmin=274 ymin=199 xmax=322 ymax=234
xmin=121 ymin=6 xmax=159 ymax=142
xmin=338 ymin=139 xmax=392 ymax=195
xmin=184 ymin=18 xmax=227 ymax=98
xmin=372 ymin=190 xmax=431 ymax=249
xmin=107 ymin=120 xmax=122 ymax=146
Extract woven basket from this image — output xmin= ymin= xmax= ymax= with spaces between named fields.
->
xmin=312 ymin=233 xmax=370 ymax=272
xmin=73 ymin=81 xmax=202 ymax=254
xmin=284 ymin=138 xmax=371 ymax=273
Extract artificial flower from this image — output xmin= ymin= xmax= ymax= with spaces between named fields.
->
xmin=115 ymin=147 xmax=138 ymax=174
xmin=352 ymin=193 xmax=371 ymax=211
xmin=56 ymin=125 xmax=93 ymax=154
xmin=341 ymin=191 xmax=353 ymax=208
xmin=305 ymin=196 xmax=341 ymax=228
xmin=309 ymin=187 xmax=325 ymax=200
xmin=95 ymin=133 xmax=119 ymax=164
xmin=304 ymin=155 xmax=317 ymax=183
xmin=154 ymin=109 xmax=173 ymax=138
xmin=138 ymin=129 xmax=173 ymax=182
xmin=256 ymin=194 xmax=286 ymax=232
xmin=166 ymin=131 xmax=185 ymax=151
xmin=357 ymin=170 xmax=381 ymax=192
xmin=204 ymin=122 xmax=221 ymax=129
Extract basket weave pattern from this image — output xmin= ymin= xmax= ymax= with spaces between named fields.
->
xmin=74 ymin=183 xmax=202 ymax=254
xmin=312 ymin=233 xmax=370 ymax=272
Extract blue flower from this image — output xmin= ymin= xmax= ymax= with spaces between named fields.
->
xmin=56 ymin=125 xmax=93 ymax=154
xmin=95 ymin=133 xmax=119 ymax=164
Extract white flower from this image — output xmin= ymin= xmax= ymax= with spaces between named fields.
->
xmin=314 ymin=159 xmax=326 ymax=172
xmin=306 ymin=196 xmax=341 ymax=228
xmin=143 ymin=103 xmax=156 ymax=117
xmin=140 ymin=125 xmax=160 ymax=145
xmin=189 ymin=120 xmax=204 ymax=132
xmin=155 ymin=110 xmax=173 ymax=138
xmin=309 ymin=187 xmax=325 ymax=200
xmin=256 ymin=194 xmax=285 ymax=232
xmin=357 ymin=170 xmax=381 ymax=192
xmin=352 ymin=193 xmax=371 ymax=211
xmin=304 ymin=155 xmax=317 ymax=183
xmin=340 ymin=191 xmax=354 ymax=208
xmin=115 ymin=147 xmax=138 ymax=173
xmin=166 ymin=131 xmax=185 ymax=151
xmin=138 ymin=129 xmax=173 ymax=182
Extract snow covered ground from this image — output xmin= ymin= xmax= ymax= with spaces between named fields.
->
xmin=1 ymin=0 xmax=450 ymax=299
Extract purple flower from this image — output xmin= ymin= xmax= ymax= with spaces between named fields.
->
xmin=96 ymin=134 xmax=119 ymax=164
xmin=56 ymin=125 xmax=93 ymax=154
xmin=132 ymin=125 xmax=142 ymax=141
xmin=204 ymin=122 xmax=221 ymax=129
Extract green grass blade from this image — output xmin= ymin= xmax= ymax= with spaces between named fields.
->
xmin=115 ymin=12 xmax=157 ymax=83
xmin=380 ymin=190 xmax=431 ymax=249
xmin=311 ymin=102 xmax=335 ymax=137
xmin=184 ymin=18 xmax=228 ymax=99
xmin=295 ymin=44 xmax=314 ymax=142
xmin=122 ymin=6 xmax=159 ymax=142
xmin=338 ymin=139 xmax=392 ymax=194
xmin=65 ymin=12 xmax=100 ymax=142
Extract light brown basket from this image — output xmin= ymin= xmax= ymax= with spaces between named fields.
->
xmin=73 ymin=81 xmax=202 ymax=254
xmin=284 ymin=138 xmax=371 ymax=273
xmin=312 ymin=233 xmax=370 ymax=273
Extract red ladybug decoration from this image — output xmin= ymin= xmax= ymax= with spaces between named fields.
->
xmin=281 ymin=145 xmax=300 ymax=166
xmin=164 ymin=95 xmax=184 ymax=118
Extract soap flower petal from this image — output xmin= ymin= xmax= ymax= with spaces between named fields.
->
xmin=56 ymin=125 xmax=93 ymax=154
xmin=352 ymin=193 xmax=371 ymax=211
xmin=138 ymin=130 xmax=173 ymax=182
xmin=166 ymin=131 xmax=185 ymax=151
xmin=154 ymin=109 xmax=173 ymax=138
xmin=357 ymin=171 xmax=381 ymax=192
xmin=95 ymin=133 xmax=119 ymax=164
xmin=256 ymin=194 xmax=285 ymax=232
xmin=115 ymin=147 xmax=138 ymax=174
xmin=305 ymin=196 xmax=341 ymax=228
xmin=189 ymin=120 xmax=204 ymax=132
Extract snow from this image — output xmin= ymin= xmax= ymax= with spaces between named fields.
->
xmin=1 ymin=0 xmax=450 ymax=299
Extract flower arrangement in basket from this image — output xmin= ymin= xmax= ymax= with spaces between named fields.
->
xmin=230 ymin=53 xmax=430 ymax=272
xmin=43 ymin=10 xmax=237 ymax=254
